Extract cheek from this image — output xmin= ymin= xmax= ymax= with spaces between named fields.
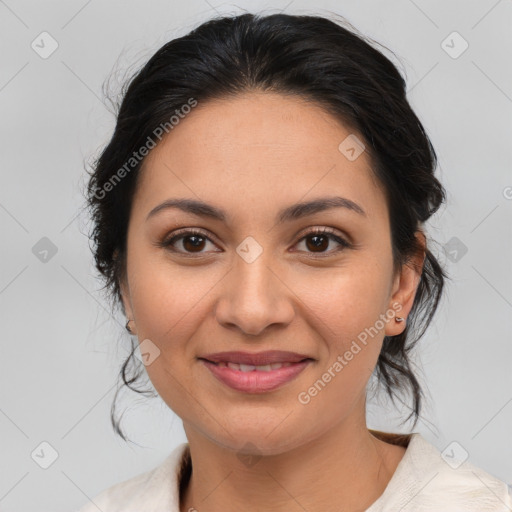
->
xmin=126 ymin=263 xmax=210 ymax=418
xmin=289 ymin=261 xmax=391 ymax=394
xmin=293 ymin=258 xmax=393 ymax=341
xmin=128 ymin=256 xmax=216 ymax=340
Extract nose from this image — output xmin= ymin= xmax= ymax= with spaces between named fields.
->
xmin=214 ymin=253 xmax=295 ymax=337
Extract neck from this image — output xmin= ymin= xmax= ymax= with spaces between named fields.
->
xmin=179 ymin=416 xmax=408 ymax=512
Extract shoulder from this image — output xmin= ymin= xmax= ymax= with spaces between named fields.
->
xmin=424 ymin=458 xmax=511 ymax=511
xmin=75 ymin=442 xmax=189 ymax=512
xmin=385 ymin=433 xmax=512 ymax=511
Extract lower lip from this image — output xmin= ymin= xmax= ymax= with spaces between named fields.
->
xmin=200 ymin=359 xmax=312 ymax=393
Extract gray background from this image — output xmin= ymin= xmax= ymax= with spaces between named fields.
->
xmin=1 ymin=1 xmax=511 ymax=510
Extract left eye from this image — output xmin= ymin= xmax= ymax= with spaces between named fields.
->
xmin=160 ymin=228 xmax=350 ymax=256
xmin=294 ymin=228 xmax=351 ymax=255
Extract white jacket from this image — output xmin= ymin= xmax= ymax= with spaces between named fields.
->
xmin=76 ymin=433 xmax=512 ymax=511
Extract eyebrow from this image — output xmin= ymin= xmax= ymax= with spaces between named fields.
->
xmin=146 ymin=196 xmax=366 ymax=223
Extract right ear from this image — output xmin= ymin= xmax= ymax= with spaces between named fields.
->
xmin=119 ymin=279 xmax=133 ymax=319
xmin=114 ymin=249 xmax=134 ymax=325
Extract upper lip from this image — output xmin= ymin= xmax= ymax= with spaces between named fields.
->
xmin=199 ymin=350 xmax=313 ymax=366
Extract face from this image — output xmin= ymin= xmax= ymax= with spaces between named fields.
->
xmin=119 ymin=91 xmax=422 ymax=455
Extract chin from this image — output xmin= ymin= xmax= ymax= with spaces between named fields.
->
xmin=208 ymin=425 xmax=306 ymax=457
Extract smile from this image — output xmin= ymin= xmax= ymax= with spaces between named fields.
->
xmin=200 ymin=358 xmax=312 ymax=393
xmin=207 ymin=361 xmax=295 ymax=371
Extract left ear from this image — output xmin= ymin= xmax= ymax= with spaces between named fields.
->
xmin=385 ymin=230 xmax=426 ymax=336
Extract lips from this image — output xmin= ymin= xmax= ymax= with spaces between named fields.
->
xmin=198 ymin=351 xmax=315 ymax=391
xmin=199 ymin=350 xmax=313 ymax=366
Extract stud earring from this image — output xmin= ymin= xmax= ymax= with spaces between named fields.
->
xmin=125 ymin=319 xmax=135 ymax=334
xmin=395 ymin=317 xmax=405 ymax=323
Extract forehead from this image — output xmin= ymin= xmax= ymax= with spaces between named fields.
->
xmin=134 ymin=91 xmax=386 ymax=221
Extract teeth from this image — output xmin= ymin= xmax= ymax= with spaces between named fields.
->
xmin=217 ymin=361 xmax=294 ymax=371
xmin=239 ymin=363 xmax=257 ymax=372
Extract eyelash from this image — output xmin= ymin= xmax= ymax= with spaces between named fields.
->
xmin=158 ymin=227 xmax=351 ymax=258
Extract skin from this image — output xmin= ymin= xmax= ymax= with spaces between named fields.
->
xmin=119 ymin=91 xmax=425 ymax=512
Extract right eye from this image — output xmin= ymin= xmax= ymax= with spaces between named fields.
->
xmin=160 ymin=228 xmax=220 ymax=255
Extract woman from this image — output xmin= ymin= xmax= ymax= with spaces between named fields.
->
xmin=78 ymin=12 xmax=511 ymax=512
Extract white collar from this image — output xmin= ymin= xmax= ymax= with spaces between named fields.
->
xmin=79 ymin=433 xmax=511 ymax=511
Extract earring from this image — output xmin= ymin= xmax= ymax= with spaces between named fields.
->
xmin=395 ymin=317 xmax=405 ymax=323
xmin=125 ymin=319 xmax=135 ymax=334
